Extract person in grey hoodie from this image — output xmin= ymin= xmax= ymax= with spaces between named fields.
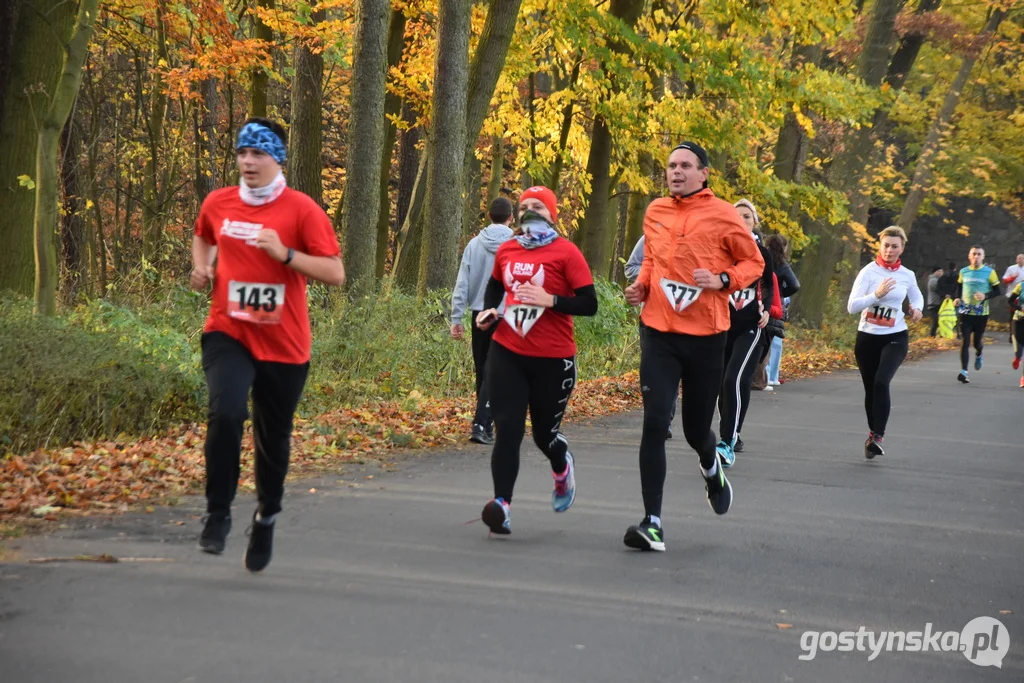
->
xmin=451 ymin=197 xmax=515 ymax=445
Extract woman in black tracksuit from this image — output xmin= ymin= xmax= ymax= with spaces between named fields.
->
xmin=716 ymin=199 xmax=775 ymax=466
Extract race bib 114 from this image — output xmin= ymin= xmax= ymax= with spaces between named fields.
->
xmin=865 ymin=304 xmax=897 ymax=327
xmin=228 ymin=281 xmax=285 ymax=324
xmin=659 ymin=278 xmax=702 ymax=313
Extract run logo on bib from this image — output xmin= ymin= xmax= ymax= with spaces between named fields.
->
xmin=660 ymin=278 xmax=702 ymax=313
xmin=228 ymin=281 xmax=285 ymax=324
xmin=730 ymin=287 xmax=756 ymax=311
xmin=865 ymin=304 xmax=897 ymax=327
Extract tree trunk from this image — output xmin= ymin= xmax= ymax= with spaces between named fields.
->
xmin=289 ymin=9 xmax=325 ymax=204
xmin=395 ymin=113 xmax=420 ymax=234
xmin=834 ymin=0 xmax=947 ymax=291
xmin=249 ymin=0 xmax=274 ymax=117
xmin=418 ymin=0 xmax=471 ymax=294
xmin=461 ymin=0 xmax=522 ymax=227
xmin=0 ymin=0 xmax=16 ymax=134
xmin=0 ymin=0 xmax=74 ymax=297
xmin=608 ymin=183 xmax=629 ymax=282
xmin=790 ymin=0 xmax=905 ymax=328
xmin=375 ymin=9 xmax=410 ymax=278
xmin=575 ymin=0 xmax=644 ymax=273
xmin=392 ymin=147 xmax=428 ymax=289
xmin=194 ymin=77 xmax=218 ymax=204
xmin=621 ymin=151 xmax=652 ymax=285
xmin=548 ymin=58 xmax=581 ymax=192
xmin=487 ymin=133 xmax=504 ymax=204
xmin=86 ymin=122 xmax=107 ymax=296
xmin=340 ymin=0 xmax=390 ymax=296
xmin=60 ymin=119 xmax=86 ymax=301
xmin=897 ymin=8 xmax=1006 ymax=233
xmin=142 ymin=1 xmax=168 ymax=263
xmin=35 ymin=0 xmax=98 ymax=315
xmin=576 ymin=116 xmax=613 ymax=269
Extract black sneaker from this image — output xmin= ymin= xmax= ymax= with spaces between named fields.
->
xmin=703 ymin=457 xmax=733 ymax=515
xmin=244 ymin=513 xmax=275 ymax=572
xmin=734 ymin=436 xmax=745 ymax=453
xmin=198 ymin=512 xmax=231 ymax=554
xmin=957 ymin=371 xmax=970 ymax=384
xmin=470 ymin=424 xmax=494 ymax=445
xmin=864 ymin=434 xmax=884 ymax=459
xmin=623 ymin=517 xmax=665 ymax=552
xmin=665 ymin=426 xmax=673 ymax=440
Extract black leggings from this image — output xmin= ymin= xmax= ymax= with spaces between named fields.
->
xmin=639 ymin=328 xmax=726 ymax=518
xmin=201 ymin=332 xmax=309 ymax=517
xmin=854 ymin=330 xmax=908 ymax=438
xmin=470 ymin=311 xmax=496 ymax=427
xmin=486 ymin=341 xmax=576 ymax=502
xmin=960 ymin=315 xmax=988 ymax=370
xmin=718 ymin=325 xmax=764 ymax=444
xmin=1014 ymin=319 xmax=1024 ymax=361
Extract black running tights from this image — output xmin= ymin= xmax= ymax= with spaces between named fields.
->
xmin=201 ymin=332 xmax=309 ymax=517
xmin=854 ymin=330 xmax=908 ymax=438
xmin=486 ymin=341 xmax=576 ymax=502
xmin=718 ymin=325 xmax=764 ymax=444
xmin=960 ymin=315 xmax=987 ymax=370
xmin=639 ymin=328 xmax=726 ymax=518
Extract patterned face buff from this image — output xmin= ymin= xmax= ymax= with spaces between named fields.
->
xmin=236 ymin=123 xmax=287 ymax=164
xmin=516 ymin=210 xmax=559 ymax=249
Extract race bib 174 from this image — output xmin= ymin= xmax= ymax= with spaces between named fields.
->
xmin=228 ymin=281 xmax=285 ymax=324
xmin=659 ymin=278 xmax=702 ymax=313
xmin=503 ymin=299 xmax=544 ymax=337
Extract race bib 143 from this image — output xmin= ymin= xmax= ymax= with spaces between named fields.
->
xmin=228 ymin=281 xmax=285 ymax=324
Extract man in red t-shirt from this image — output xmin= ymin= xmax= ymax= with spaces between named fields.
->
xmin=190 ymin=118 xmax=345 ymax=572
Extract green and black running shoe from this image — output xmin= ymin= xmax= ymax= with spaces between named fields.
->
xmin=624 ymin=517 xmax=665 ymax=552
xmin=704 ymin=457 xmax=733 ymax=516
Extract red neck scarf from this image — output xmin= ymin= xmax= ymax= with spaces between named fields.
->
xmin=876 ymin=255 xmax=901 ymax=272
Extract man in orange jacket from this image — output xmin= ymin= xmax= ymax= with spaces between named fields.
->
xmin=622 ymin=142 xmax=764 ymax=552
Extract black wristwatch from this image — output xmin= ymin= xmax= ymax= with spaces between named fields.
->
xmin=283 ymin=247 xmax=295 ymax=265
xmin=719 ymin=272 xmax=730 ymax=289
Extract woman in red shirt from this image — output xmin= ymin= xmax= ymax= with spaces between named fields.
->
xmin=473 ymin=187 xmax=598 ymax=536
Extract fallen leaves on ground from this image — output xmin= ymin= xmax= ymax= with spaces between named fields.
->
xmin=0 ymin=337 xmax=956 ymax=529
xmin=781 ymin=335 xmax=958 ymax=381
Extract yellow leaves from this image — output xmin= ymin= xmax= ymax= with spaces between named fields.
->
xmin=957 ymin=225 xmax=971 ymax=236
xmin=970 ymin=167 xmax=991 ymax=182
xmin=848 ymin=221 xmax=877 ymax=250
xmin=793 ymin=104 xmax=816 ymax=139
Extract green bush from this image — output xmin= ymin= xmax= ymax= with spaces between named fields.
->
xmin=305 ymin=279 xmax=639 ymax=412
xmin=1 ymin=278 xmax=641 ymax=452
xmin=0 ymin=295 xmax=204 ymax=453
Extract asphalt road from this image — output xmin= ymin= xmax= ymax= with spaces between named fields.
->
xmin=2 ymin=341 xmax=1022 ymax=682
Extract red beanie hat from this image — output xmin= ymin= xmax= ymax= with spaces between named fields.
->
xmin=519 ymin=186 xmax=558 ymax=222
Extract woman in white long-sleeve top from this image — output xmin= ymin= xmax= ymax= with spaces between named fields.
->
xmin=847 ymin=226 xmax=924 ymax=460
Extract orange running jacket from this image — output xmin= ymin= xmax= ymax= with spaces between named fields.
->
xmin=636 ymin=189 xmax=765 ymax=336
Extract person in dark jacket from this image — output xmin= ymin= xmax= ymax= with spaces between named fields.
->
xmin=764 ymin=234 xmax=800 ymax=388
xmin=716 ymin=200 xmax=776 ymax=464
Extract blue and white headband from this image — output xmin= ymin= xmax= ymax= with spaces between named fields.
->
xmin=236 ymin=122 xmax=287 ymax=164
